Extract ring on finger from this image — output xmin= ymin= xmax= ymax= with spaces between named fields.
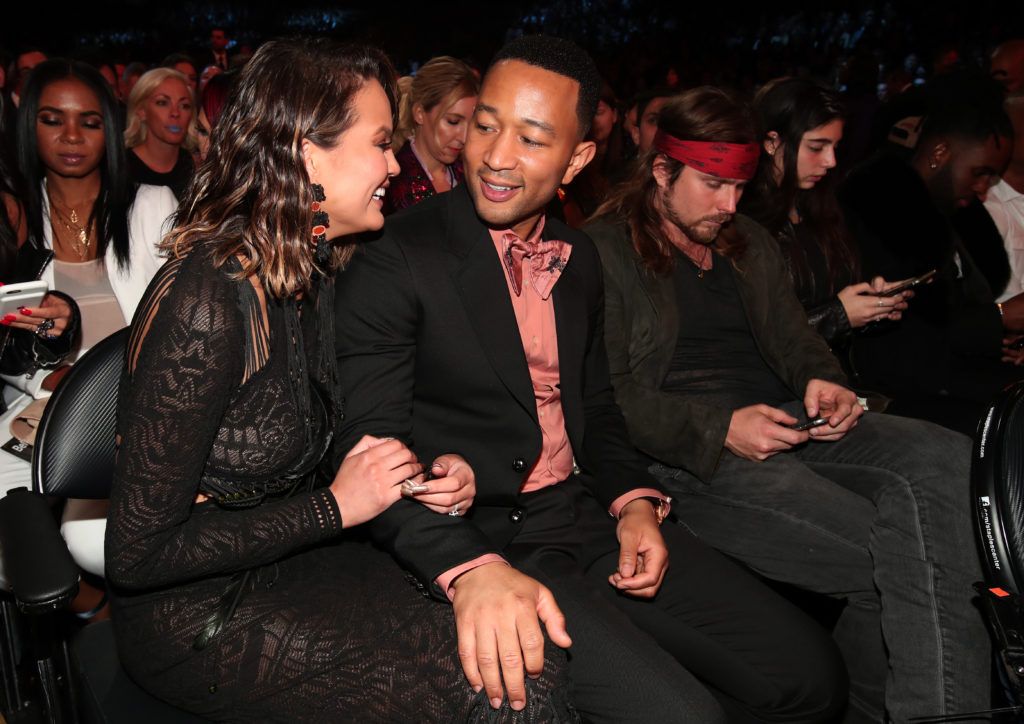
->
xmin=402 ymin=478 xmax=429 ymax=495
xmin=448 ymin=503 xmax=461 ymax=517
xmin=34 ymin=318 xmax=58 ymax=339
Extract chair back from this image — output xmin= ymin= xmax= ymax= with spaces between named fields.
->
xmin=32 ymin=328 xmax=128 ymax=500
xmin=972 ymin=381 xmax=1024 ymax=593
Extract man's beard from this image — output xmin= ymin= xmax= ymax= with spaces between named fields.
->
xmin=661 ymin=187 xmax=731 ymax=245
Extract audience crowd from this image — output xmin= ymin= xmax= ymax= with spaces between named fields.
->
xmin=1 ymin=8 xmax=1024 ymax=723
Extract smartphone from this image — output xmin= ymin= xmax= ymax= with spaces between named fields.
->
xmin=0 ymin=280 xmax=48 ymax=317
xmin=791 ymin=417 xmax=829 ymax=432
xmin=879 ymin=269 xmax=937 ymax=297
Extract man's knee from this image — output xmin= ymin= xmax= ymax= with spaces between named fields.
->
xmin=595 ymin=677 xmax=728 ymax=724
xmin=741 ymin=635 xmax=849 ymax=723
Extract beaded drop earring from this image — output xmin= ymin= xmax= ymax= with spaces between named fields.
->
xmin=311 ymin=183 xmax=330 ymax=266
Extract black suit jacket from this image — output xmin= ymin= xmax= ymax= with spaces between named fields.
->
xmin=334 ymin=184 xmax=661 ymax=599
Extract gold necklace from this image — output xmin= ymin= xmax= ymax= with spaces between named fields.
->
xmin=48 ymin=196 xmax=94 ymax=261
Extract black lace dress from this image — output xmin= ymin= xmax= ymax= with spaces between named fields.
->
xmin=105 ymin=249 xmax=574 ymax=723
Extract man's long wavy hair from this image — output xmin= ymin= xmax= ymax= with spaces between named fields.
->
xmin=163 ymin=38 xmax=397 ymax=299
xmin=593 ymin=87 xmax=758 ymax=276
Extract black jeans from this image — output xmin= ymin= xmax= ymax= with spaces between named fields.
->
xmin=653 ymin=411 xmax=990 ymax=723
xmin=503 ymin=480 xmax=847 ymax=723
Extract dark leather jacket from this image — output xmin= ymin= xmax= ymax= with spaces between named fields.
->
xmin=585 ymin=214 xmax=848 ymax=482
xmin=774 ymin=223 xmax=854 ymax=348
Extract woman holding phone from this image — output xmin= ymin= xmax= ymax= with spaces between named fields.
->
xmin=740 ymin=78 xmax=912 ymax=350
xmin=12 ymin=58 xmax=177 ymax=616
xmin=16 ymin=59 xmax=175 ymax=355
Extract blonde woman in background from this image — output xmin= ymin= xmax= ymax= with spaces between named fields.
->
xmin=384 ymin=56 xmax=478 ymax=214
xmin=124 ymin=67 xmax=196 ymax=199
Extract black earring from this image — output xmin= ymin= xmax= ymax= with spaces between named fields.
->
xmin=311 ymin=183 xmax=330 ymax=265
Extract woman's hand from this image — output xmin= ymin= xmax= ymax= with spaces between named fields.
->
xmin=837 ymin=277 xmax=908 ymax=328
xmin=1 ymin=293 xmax=73 ymax=337
xmin=330 ymin=435 xmax=423 ymax=528
xmin=404 ymin=453 xmax=476 ymax=516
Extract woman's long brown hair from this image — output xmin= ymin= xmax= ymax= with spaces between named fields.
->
xmin=163 ymin=37 xmax=397 ymax=299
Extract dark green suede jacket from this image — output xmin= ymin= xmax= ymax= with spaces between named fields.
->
xmin=585 ymin=214 xmax=848 ymax=482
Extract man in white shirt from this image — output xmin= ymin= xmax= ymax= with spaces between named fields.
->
xmin=985 ymin=97 xmax=1024 ymax=301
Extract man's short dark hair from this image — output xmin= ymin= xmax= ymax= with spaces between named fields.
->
xmin=490 ymin=34 xmax=600 ymax=139
xmin=161 ymin=52 xmax=196 ymax=69
xmin=918 ymin=70 xmax=1013 ymax=148
xmin=122 ymin=62 xmax=147 ymax=83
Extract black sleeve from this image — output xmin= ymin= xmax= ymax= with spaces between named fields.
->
xmin=334 ymin=234 xmax=500 ymax=598
xmin=106 ymin=261 xmax=342 ymax=592
xmin=572 ymin=236 xmax=666 ymax=502
xmin=804 ymin=297 xmax=852 ymax=347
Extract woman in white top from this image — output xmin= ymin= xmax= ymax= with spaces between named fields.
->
xmin=9 ymin=59 xmax=175 ymax=614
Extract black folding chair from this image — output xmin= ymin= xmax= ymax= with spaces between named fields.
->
xmin=972 ymin=380 xmax=1024 ymax=713
xmin=0 ymin=328 xmax=205 ymax=723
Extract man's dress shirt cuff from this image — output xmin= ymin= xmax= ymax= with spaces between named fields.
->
xmin=609 ymin=488 xmax=673 ymax=521
xmin=435 ymin=554 xmax=510 ymax=601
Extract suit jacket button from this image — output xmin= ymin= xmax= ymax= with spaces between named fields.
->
xmin=512 ymin=458 xmax=526 ymax=473
xmin=509 ymin=507 xmax=527 ymax=524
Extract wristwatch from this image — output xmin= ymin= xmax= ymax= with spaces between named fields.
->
xmin=651 ymin=496 xmax=672 ymax=525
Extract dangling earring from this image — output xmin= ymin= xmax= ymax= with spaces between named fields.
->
xmin=311 ymin=183 xmax=330 ymax=266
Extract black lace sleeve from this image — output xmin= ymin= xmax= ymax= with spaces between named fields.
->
xmin=106 ymin=256 xmax=342 ymax=593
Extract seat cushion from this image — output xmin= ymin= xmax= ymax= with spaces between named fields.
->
xmin=73 ymin=620 xmax=209 ymax=724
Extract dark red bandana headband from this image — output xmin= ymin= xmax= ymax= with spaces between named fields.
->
xmin=653 ymin=131 xmax=760 ymax=181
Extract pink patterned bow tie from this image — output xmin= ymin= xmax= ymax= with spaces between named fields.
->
xmin=501 ymin=233 xmax=572 ymax=300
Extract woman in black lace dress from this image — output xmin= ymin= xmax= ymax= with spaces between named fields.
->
xmin=739 ymin=78 xmax=911 ymax=353
xmin=105 ymin=39 xmax=573 ymax=723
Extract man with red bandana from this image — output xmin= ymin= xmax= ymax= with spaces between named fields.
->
xmin=586 ymin=87 xmax=990 ymax=723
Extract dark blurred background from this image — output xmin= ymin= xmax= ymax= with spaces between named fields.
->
xmin=3 ymin=0 xmax=1024 ymax=95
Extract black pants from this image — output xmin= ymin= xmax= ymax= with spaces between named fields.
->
xmin=502 ymin=480 xmax=847 ymax=723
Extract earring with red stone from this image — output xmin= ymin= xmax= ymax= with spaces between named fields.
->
xmin=311 ymin=183 xmax=330 ymax=265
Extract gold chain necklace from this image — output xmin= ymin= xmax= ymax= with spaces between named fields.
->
xmin=48 ymin=195 xmax=94 ymax=261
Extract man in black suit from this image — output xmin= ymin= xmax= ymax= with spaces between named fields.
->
xmin=208 ymin=26 xmax=231 ymax=71
xmin=335 ymin=36 xmax=845 ymax=722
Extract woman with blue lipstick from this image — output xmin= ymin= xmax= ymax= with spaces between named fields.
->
xmin=125 ymin=67 xmax=196 ymax=200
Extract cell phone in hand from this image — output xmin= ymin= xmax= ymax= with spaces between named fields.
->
xmin=878 ymin=269 xmax=937 ymax=297
xmin=791 ymin=417 xmax=828 ymax=432
xmin=0 ymin=280 xmax=48 ymax=317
